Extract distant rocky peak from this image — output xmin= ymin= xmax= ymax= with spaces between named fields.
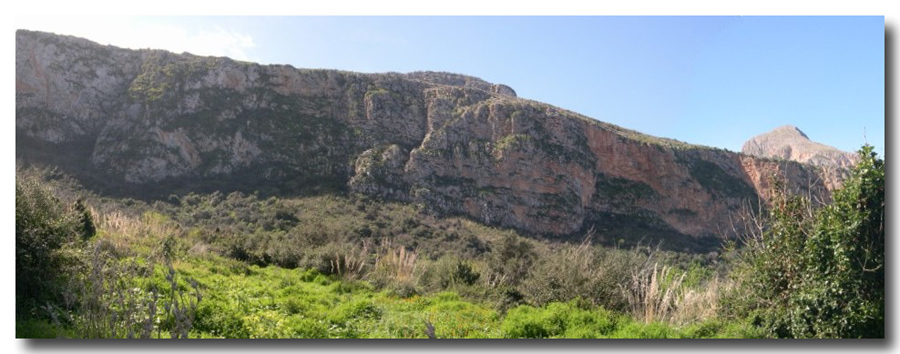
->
xmin=742 ymin=125 xmax=859 ymax=170
xmin=773 ymin=125 xmax=810 ymax=140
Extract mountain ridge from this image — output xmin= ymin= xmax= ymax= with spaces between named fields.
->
xmin=15 ymin=29 xmax=839 ymax=252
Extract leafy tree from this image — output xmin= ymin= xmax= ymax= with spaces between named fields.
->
xmin=15 ymin=174 xmax=80 ymax=311
xmin=74 ymin=199 xmax=96 ymax=240
xmin=733 ymin=145 xmax=884 ymax=338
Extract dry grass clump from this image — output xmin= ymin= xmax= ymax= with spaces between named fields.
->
xmin=669 ymin=277 xmax=729 ymax=325
xmin=327 ymin=244 xmax=370 ymax=280
xmin=623 ymin=263 xmax=686 ymax=324
xmin=622 ymin=259 xmax=729 ymax=326
xmin=371 ymin=238 xmax=419 ymax=284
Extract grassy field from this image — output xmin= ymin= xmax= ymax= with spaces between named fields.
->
xmin=18 ymin=249 xmax=761 ymax=339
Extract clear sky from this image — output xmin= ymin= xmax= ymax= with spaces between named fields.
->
xmin=16 ymin=16 xmax=885 ymax=155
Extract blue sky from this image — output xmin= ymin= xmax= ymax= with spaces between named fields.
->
xmin=16 ymin=16 xmax=885 ymax=155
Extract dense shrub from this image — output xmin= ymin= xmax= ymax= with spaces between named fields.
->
xmin=483 ymin=233 xmax=536 ymax=288
xmin=731 ymin=145 xmax=884 ymax=338
xmin=15 ymin=171 xmax=82 ymax=311
xmin=520 ymin=237 xmax=642 ymax=312
xmin=420 ymin=255 xmax=481 ymax=291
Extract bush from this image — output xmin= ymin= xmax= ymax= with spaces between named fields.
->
xmin=732 ymin=145 xmax=884 ymax=338
xmin=520 ymin=237 xmax=639 ymax=311
xmin=419 ymin=255 xmax=480 ymax=291
xmin=610 ymin=321 xmax=673 ymax=339
xmin=15 ymin=172 xmax=81 ymax=312
xmin=501 ymin=305 xmax=551 ymax=338
xmin=483 ymin=233 xmax=536 ymax=288
xmin=519 ymin=235 xmax=657 ymax=314
xmin=74 ymin=199 xmax=97 ymax=239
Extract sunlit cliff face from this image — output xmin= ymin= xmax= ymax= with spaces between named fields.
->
xmin=16 ymin=30 xmax=842 ymax=252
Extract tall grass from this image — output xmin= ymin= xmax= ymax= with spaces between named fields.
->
xmin=370 ymin=239 xmax=420 ymax=295
xmin=670 ymin=277 xmax=727 ymax=325
xmin=623 ymin=263 xmax=686 ymax=324
xmin=324 ymin=243 xmax=370 ymax=280
xmin=372 ymin=239 xmax=418 ymax=283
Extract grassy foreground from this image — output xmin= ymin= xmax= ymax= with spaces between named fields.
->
xmin=18 ymin=250 xmax=760 ymax=339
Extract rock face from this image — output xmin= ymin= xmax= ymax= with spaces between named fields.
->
xmin=742 ymin=125 xmax=859 ymax=169
xmin=742 ymin=125 xmax=858 ymax=190
xmin=16 ymin=30 xmax=838 ymax=252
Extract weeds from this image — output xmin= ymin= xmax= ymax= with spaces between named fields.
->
xmin=370 ymin=239 xmax=420 ymax=295
xmin=324 ymin=243 xmax=369 ymax=280
xmin=670 ymin=277 xmax=727 ymax=325
xmin=51 ymin=242 xmax=202 ymax=339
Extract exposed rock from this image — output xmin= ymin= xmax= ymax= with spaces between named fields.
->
xmin=406 ymin=71 xmax=516 ymax=97
xmin=742 ymin=125 xmax=859 ymax=190
xmin=15 ymin=30 xmax=840 ymax=252
xmin=742 ymin=125 xmax=859 ymax=169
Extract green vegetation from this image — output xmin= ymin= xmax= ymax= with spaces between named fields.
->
xmin=129 ymin=52 xmax=216 ymax=104
xmin=684 ymin=157 xmax=756 ymax=200
xmin=493 ymin=134 xmax=532 ymax=153
xmin=723 ymin=145 xmax=884 ymax=338
xmin=594 ymin=175 xmax=658 ymax=205
xmin=16 ymin=168 xmax=82 ymax=312
xmin=14 ymin=145 xmax=883 ymax=338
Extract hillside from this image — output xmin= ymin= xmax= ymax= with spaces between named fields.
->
xmin=16 ymin=30 xmax=835 ymax=252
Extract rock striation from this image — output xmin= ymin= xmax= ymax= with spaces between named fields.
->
xmin=16 ymin=30 xmax=840 ymax=252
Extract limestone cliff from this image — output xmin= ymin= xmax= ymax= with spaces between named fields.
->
xmin=16 ymin=30 xmax=835 ymax=252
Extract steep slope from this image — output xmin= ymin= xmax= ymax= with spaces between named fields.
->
xmin=16 ymin=30 xmax=835 ymax=252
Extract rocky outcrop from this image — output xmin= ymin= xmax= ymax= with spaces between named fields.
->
xmin=16 ymin=30 xmax=837 ymax=252
xmin=742 ymin=125 xmax=858 ymax=190
xmin=742 ymin=125 xmax=859 ymax=169
xmin=406 ymin=71 xmax=517 ymax=98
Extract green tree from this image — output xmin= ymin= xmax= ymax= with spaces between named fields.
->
xmin=15 ymin=174 xmax=80 ymax=311
xmin=733 ymin=145 xmax=884 ymax=338
xmin=74 ymin=199 xmax=96 ymax=240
